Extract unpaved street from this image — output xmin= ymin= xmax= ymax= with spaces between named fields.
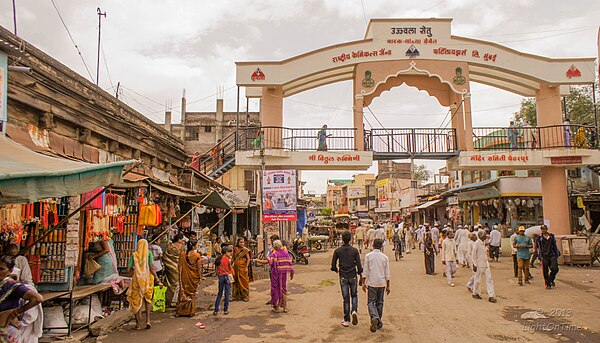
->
xmin=103 ymin=246 xmax=600 ymax=342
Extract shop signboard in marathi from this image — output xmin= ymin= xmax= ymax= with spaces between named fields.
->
xmin=457 ymin=186 xmax=501 ymax=202
xmin=348 ymin=187 xmax=364 ymax=198
xmin=457 ymin=151 xmax=591 ymax=170
xmin=262 ymin=170 xmax=297 ymax=222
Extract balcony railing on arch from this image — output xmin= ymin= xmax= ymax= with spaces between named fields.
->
xmin=367 ymin=128 xmax=458 ymax=156
xmin=472 ymin=124 xmax=598 ymax=150
xmin=237 ymin=126 xmax=357 ymax=151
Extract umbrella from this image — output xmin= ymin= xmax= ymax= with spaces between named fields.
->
xmin=525 ymin=225 xmax=541 ymax=238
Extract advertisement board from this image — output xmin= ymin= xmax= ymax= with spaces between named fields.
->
xmin=262 ymin=170 xmax=297 ymax=222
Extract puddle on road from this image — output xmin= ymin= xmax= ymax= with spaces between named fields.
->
xmin=318 ymin=279 xmax=335 ymax=287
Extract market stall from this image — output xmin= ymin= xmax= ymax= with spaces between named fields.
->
xmin=0 ymin=135 xmax=135 ymax=336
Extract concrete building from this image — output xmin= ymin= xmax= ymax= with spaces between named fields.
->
xmin=168 ymin=97 xmax=260 ymax=156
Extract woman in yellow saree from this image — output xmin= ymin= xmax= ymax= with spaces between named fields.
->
xmin=176 ymin=241 xmax=203 ymax=316
xmin=126 ymin=239 xmax=161 ymax=330
xmin=231 ymin=238 xmax=252 ymax=302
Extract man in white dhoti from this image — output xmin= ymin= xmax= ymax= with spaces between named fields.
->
xmin=471 ymin=230 xmax=497 ymax=303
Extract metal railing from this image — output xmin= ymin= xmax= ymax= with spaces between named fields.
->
xmin=197 ymin=130 xmax=238 ymax=175
xmin=237 ymin=126 xmax=357 ymax=151
xmin=473 ymin=124 xmax=598 ymax=150
xmin=368 ymin=128 xmax=457 ymax=155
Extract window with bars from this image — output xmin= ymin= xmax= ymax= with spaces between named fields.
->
xmin=185 ymin=126 xmax=199 ymax=141
xmin=204 ymin=126 xmax=212 ymax=133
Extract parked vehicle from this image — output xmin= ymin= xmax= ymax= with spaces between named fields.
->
xmin=290 ymin=237 xmax=310 ymax=264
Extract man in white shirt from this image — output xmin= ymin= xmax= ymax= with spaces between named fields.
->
xmin=471 ymin=230 xmax=497 ymax=303
xmin=7 ymin=244 xmax=34 ymax=285
xmin=366 ymin=225 xmax=376 ymax=250
xmin=466 ymin=232 xmax=478 ymax=292
xmin=456 ymin=227 xmax=470 ymax=267
xmin=509 ymin=230 xmax=519 ymax=278
xmin=489 ymin=225 xmax=502 ymax=262
xmin=355 ymin=224 xmax=366 ymax=253
xmin=360 ymin=239 xmax=390 ymax=333
xmin=441 ymin=230 xmax=458 ymax=287
xmin=373 ymin=225 xmax=387 ymax=250
xmin=148 ymin=236 xmax=164 ymax=277
xmin=430 ymin=225 xmax=440 ymax=254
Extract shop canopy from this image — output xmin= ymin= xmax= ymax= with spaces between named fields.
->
xmin=416 ymin=199 xmax=443 ymax=209
xmin=444 ymin=178 xmax=499 ymax=194
xmin=190 ymin=190 xmax=233 ymax=210
xmin=0 ymin=135 xmax=134 ymax=205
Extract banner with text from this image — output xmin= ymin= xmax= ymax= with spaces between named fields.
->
xmin=262 ymin=169 xmax=298 ymax=222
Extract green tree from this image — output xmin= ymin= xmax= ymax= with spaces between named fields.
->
xmin=320 ymin=207 xmax=333 ymax=216
xmin=512 ymin=85 xmax=596 ymax=126
xmin=413 ymin=164 xmax=431 ymax=182
xmin=513 ymin=98 xmax=536 ymax=126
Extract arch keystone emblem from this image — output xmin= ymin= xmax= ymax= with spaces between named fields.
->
xmin=453 ymin=67 xmax=466 ymax=85
xmin=362 ymin=70 xmax=374 ymax=88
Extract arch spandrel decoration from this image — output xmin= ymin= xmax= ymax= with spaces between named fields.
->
xmin=355 ymin=60 xmax=470 ymax=107
xmin=236 ymin=18 xmax=595 ymax=97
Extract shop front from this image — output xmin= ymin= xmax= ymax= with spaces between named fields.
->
xmin=444 ymin=176 xmax=543 ymax=235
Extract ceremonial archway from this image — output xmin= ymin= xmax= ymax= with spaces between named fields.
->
xmin=234 ymin=18 xmax=598 ymax=234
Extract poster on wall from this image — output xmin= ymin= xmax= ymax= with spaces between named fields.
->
xmin=262 ymin=169 xmax=297 ymax=222
xmin=377 ymin=178 xmax=389 ymax=209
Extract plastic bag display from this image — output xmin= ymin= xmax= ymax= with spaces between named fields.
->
xmin=152 ymin=286 xmax=167 ymax=312
xmin=43 ymin=306 xmax=68 ymax=334
xmin=138 ymin=204 xmax=162 ymax=226
xmin=84 ymin=256 xmax=101 ymax=276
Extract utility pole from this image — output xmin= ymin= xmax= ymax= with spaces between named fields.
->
xmin=12 ymin=0 xmax=17 ymax=35
xmin=96 ymin=7 xmax=106 ymax=86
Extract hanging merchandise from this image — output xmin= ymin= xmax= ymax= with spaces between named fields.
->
xmin=81 ymin=188 xmax=104 ymax=211
xmin=0 ymin=205 xmax=23 ymax=232
xmin=139 ymin=203 xmax=162 ymax=227
xmin=527 ymin=199 xmax=534 ymax=208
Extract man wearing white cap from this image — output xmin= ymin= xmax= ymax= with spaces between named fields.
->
xmin=456 ymin=225 xmax=470 ymax=267
xmin=472 ymin=230 xmax=497 ymax=303
xmin=489 ymin=225 xmax=501 ymax=262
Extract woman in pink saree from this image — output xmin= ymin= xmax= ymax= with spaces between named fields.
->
xmin=268 ymin=240 xmax=294 ymax=313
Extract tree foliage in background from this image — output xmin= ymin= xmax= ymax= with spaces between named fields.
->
xmin=513 ymin=85 xmax=596 ymax=126
xmin=320 ymin=207 xmax=333 ymax=216
xmin=413 ymin=164 xmax=431 ymax=182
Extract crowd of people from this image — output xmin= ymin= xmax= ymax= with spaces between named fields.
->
xmin=329 ymin=220 xmax=562 ymax=334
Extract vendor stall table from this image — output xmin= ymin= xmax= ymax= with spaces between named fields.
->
xmin=42 ymin=284 xmax=113 ymax=337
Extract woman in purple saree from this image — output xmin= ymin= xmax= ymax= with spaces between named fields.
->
xmin=268 ymin=240 xmax=294 ymax=313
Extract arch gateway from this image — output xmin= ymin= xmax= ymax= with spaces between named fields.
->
xmin=233 ymin=18 xmax=599 ymax=235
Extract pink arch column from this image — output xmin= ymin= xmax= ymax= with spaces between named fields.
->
xmin=536 ymin=84 xmax=570 ymax=235
xmin=353 ymin=94 xmax=365 ymax=151
xmin=260 ymin=86 xmax=283 ymax=148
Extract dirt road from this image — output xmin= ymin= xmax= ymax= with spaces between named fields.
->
xmin=102 ymin=245 xmax=600 ymax=342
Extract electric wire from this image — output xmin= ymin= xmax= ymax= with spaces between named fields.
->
xmin=100 ymin=43 xmax=114 ymax=91
xmin=50 ymin=0 xmax=95 ymax=83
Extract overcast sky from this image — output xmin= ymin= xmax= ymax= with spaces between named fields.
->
xmin=2 ymin=0 xmax=598 ymax=193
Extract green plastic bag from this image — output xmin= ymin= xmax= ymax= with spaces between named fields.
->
xmin=152 ymin=286 xmax=167 ymax=312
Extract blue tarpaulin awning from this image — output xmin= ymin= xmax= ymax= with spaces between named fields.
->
xmin=0 ymin=135 xmax=134 ymax=204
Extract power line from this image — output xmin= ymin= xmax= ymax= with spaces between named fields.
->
xmin=100 ymin=43 xmax=114 ymax=91
xmin=51 ymin=0 xmax=95 ymax=82
xmin=121 ymin=85 xmax=164 ymax=107
xmin=359 ymin=0 xmax=368 ymax=26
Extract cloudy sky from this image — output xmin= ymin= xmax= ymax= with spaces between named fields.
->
xmin=2 ymin=0 xmax=598 ymax=193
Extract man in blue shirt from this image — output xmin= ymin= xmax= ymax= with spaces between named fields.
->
xmin=512 ymin=226 xmax=533 ymax=286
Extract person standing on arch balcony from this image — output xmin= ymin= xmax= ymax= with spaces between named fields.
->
xmin=317 ymin=124 xmax=332 ymax=151
xmin=508 ymin=121 xmax=519 ymax=150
